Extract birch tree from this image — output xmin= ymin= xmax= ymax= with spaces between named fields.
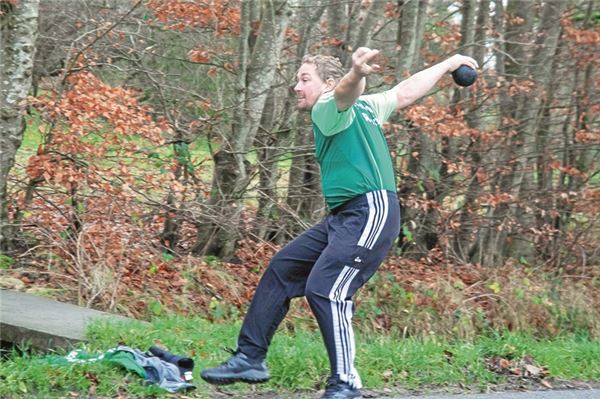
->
xmin=255 ymin=2 xmax=326 ymax=243
xmin=0 ymin=0 xmax=39 ymax=253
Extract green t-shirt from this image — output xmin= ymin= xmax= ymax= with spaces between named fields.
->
xmin=311 ymin=89 xmax=398 ymax=210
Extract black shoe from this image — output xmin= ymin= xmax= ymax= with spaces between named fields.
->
xmin=321 ymin=377 xmax=362 ymax=399
xmin=200 ymin=349 xmax=270 ymax=385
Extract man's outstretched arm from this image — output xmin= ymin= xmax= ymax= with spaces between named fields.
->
xmin=393 ymin=54 xmax=479 ymax=110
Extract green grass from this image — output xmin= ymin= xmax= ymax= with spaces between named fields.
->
xmin=1 ymin=315 xmax=599 ymax=398
xmin=17 ymin=115 xmax=44 ymax=159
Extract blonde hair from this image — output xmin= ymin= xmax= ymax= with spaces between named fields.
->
xmin=301 ymin=54 xmax=345 ymax=84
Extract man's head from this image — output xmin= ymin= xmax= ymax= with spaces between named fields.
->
xmin=294 ymin=55 xmax=344 ymax=111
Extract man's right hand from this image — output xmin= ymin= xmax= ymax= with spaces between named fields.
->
xmin=351 ymin=47 xmax=382 ymax=77
xmin=335 ymin=47 xmax=382 ymax=111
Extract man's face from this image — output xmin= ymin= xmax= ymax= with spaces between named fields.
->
xmin=294 ymin=63 xmax=332 ymax=111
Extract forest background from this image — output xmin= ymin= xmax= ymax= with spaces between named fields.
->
xmin=1 ymin=0 xmax=599 ymax=343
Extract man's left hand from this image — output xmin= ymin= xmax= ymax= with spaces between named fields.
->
xmin=445 ymin=54 xmax=479 ymax=72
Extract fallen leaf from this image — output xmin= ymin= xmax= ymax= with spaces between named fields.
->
xmin=540 ymin=379 xmax=553 ymax=389
xmin=524 ymin=364 xmax=542 ymax=377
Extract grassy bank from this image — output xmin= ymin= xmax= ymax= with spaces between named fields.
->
xmin=1 ymin=316 xmax=598 ymax=398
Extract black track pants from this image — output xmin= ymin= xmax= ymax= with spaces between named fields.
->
xmin=236 ymin=190 xmax=401 ymax=388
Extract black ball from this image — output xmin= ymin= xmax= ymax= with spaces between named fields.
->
xmin=452 ymin=65 xmax=477 ymax=87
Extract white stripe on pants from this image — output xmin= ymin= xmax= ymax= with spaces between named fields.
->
xmin=356 ymin=190 xmax=389 ymax=250
xmin=329 ymin=265 xmax=362 ymax=388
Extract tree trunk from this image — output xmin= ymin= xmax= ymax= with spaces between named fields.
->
xmin=396 ymin=0 xmax=420 ymax=75
xmin=253 ymin=3 xmax=326 ymax=243
xmin=459 ymin=0 xmax=476 ymax=57
xmin=0 ymin=0 xmax=40 ymax=254
xmin=159 ymin=141 xmax=192 ymax=252
xmin=504 ymin=0 xmax=535 ymax=80
xmin=473 ymin=0 xmax=490 ymax=64
xmin=478 ymin=0 xmax=536 ymax=266
xmin=254 ymin=89 xmax=291 ymax=243
xmin=410 ymin=0 xmax=429 ymax=72
xmin=453 ymin=0 xmax=490 ymax=262
xmin=352 ymin=0 xmax=383 ymax=51
xmin=285 ymin=120 xmax=321 ymax=238
xmin=394 ymin=0 xmax=431 ymax=258
xmin=326 ymin=0 xmax=346 ymax=59
xmin=193 ymin=0 xmax=291 ymax=258
xmin=551 ymin=3 xmax=596 ymax=266
xmin=280 ymin=3 xmax=326 ymax=240
xmin=533 ymin=28 xmax=565 ymax=262
xmin=510 ymin=0 xmax=567 ymax=261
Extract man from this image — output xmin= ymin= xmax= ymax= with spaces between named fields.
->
xmin=201 ymin=48 xmax=478 ymax=399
